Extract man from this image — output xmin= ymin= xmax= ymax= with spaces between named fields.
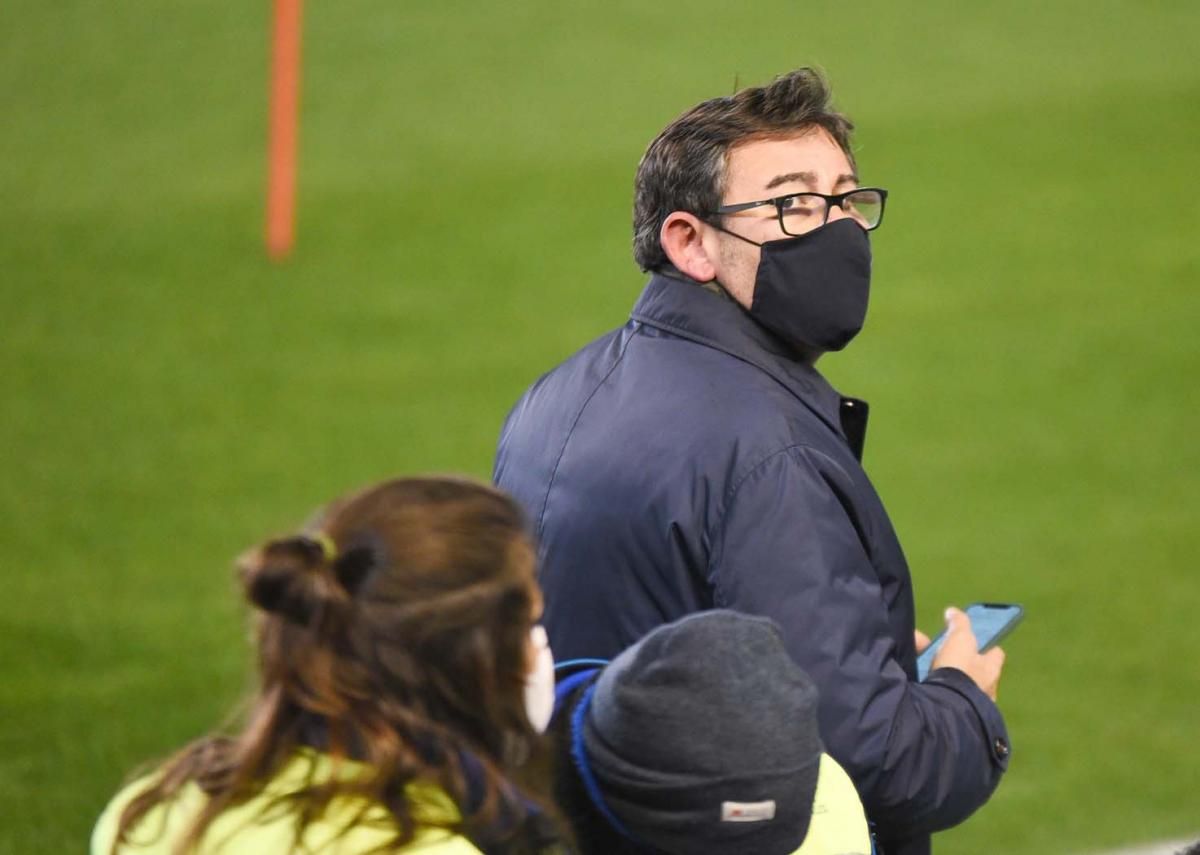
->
xmin=494 ymin=68 xmax=1009 ymax=855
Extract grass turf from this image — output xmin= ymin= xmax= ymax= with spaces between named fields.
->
xmin=2 ymin=1 xmax=1198 ymax=851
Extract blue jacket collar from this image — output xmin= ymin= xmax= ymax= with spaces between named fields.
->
xmin=630 ymin=273 xmax=850 ymax=441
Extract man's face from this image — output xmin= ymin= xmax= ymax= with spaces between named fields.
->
xmin=709 ymin=129 xmax=858 ymax=309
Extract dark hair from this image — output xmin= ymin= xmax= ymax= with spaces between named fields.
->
xmin=112 ymin=476 xmax=559 ymax=854
xmin=632 ymin=67 xmax=855 ymax=271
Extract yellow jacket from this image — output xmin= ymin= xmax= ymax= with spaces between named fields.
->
xmin=92 ymin=749 xmax=482 ymax=854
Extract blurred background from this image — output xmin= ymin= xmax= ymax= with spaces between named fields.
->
xmin=2 ymin=1 xmax=1197 ymax=851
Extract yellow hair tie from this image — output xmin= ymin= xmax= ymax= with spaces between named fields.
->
xmin=312 ymin=533 xmax=337 ymax=562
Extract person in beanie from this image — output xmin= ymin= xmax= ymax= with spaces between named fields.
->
xmin=550 ymin=611 xmax=871 ymax=855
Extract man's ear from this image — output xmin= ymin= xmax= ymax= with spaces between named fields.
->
xmin=660 ymin=212 xmax=718 ymax=282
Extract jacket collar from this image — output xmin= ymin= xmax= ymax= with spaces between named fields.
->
xmin=629 ymin=272 xmax=849 ymax=441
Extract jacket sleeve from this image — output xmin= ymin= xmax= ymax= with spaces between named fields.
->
xmin=708 ymin=445 xmax=1009 ymax=840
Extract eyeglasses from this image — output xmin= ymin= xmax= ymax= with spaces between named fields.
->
xmin=713 ymin=187 xmax=888 ymax=236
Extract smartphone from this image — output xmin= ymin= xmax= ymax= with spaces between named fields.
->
xmin=916 ymin=602 xmax=1024 ymax=682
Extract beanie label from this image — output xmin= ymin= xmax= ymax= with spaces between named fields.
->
xmin=721 ymin=800 xmax=777 ymax=823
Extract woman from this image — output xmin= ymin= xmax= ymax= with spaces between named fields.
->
xmin=93 ymin=476 xmax=569 ymax=854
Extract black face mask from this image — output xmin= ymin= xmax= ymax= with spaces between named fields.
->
xmin=720 ymin=218 xmax=872 ymax=356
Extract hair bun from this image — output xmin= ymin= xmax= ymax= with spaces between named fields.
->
xmin=241 ymin=536 xmax=335 ymax=625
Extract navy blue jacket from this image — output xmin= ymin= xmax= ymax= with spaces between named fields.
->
xmin=494 ymin=273 xmax=1009 ymax=855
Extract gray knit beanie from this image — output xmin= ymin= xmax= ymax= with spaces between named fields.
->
xmin=580 ymin=610 xmax=824 ymax=855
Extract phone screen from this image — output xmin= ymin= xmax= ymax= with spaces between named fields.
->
xmin=916 ymin=602 xmax=1023 ymax=682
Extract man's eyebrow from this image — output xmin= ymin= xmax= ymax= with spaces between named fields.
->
xmin=765 ymin=171 xmax=816 ymax=191
xmin=763 ymin=171 xmax=861 ymax=191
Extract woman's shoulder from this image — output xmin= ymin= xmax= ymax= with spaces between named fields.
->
xmin=90 ymin=751 xmax=484 ymax=854
xmin=90 ymin=769 xmax=200 ymax=855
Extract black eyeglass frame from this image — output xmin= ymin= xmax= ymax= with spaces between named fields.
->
xmin=712 ymin=187 xmax=889 ymax=234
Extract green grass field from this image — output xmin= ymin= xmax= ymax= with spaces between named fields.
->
xmin=3 ymin=1 xmax=1198 ymax=851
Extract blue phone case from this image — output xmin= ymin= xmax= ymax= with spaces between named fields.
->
xmin=916 ymin=602 xmax=1023 ymax=681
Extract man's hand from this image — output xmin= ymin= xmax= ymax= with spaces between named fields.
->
xmin=914 ymin=628 xmax=932 ymax=654
xmin=929 ymin=606 xmax=1006 ymax=701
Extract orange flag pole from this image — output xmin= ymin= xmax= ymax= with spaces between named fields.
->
xmin=265 ymin=0 xmax=303 ymax=261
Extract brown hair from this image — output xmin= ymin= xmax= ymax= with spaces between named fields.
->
xmin=632 ymin=67 xmax=856 ymax=271
xmin=112 ymin=476 xmax=555 ymax=854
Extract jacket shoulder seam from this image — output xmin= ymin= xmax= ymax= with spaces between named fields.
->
xmin=709 ymin=443 xmax=849 ymax=605
xmin=720 ymin=442 xmax=843 ymax=512
xmin=535 ymin=328 xmax=637 ymax=534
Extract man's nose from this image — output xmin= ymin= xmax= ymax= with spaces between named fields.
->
xmin=826 ymin=202 xmax=851 ymax=224
xmin=826 ymin=201 xmax=869 ymax=230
